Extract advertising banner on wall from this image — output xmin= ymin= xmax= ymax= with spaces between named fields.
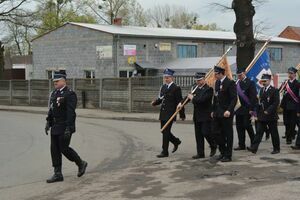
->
xmin=124 ymin=45 xmax=137 ymax=56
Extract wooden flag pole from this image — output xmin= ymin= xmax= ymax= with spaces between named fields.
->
xmin=160 ymin=46 xmax=233 ymax=133
xmin=245 ymin=38 xmax=272 ymax=73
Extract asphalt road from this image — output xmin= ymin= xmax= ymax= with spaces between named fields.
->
xmin=0 ymin=111 xmax=299 ymax=200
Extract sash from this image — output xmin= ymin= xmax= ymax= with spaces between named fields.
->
xmin=236 ymin=81 xmax=251 ymax=106
xmin=286 ymin=82 xmax=299 ymax=103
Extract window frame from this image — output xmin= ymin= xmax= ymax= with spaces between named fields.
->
xmin=268 ymin=47 xmax=283 ymax=62
xmin=176 ymin=43 xmax=198 ymax=58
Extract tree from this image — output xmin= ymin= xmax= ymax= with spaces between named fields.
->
xmin=0 ymin=41 xmax=4 ymax=80
xmin=83 ymin=0 xmax=147 ymax=26
xmin=147 ymin=4 xmax=223 ymax=30
xmin=37 ymin=0 xmax=97 ymax=35
xmin=2 ymin=21 xmax=35 ymax=56
xmin=192 ymin=23 xmax=224 ymax=31
xmin=232 ymin=0 xmax=256 ymax=70
xmin=0 ymin=0 xmax=35 ymax=60
xmin=0 ymin=0 xmax=31 ymax=24
xmin=210 ymin=0 xmax=268 ymax=71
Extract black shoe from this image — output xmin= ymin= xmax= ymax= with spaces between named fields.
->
xmin=172 ymin=140 xmax=181 ymax=153
xmin=247 ymin=146 xmax=257 ymax=154
xmin=46 ymin=173 xmax=64 ymax=183
xmin=291 ymin=146 xmax=300 ymax=150
xmin=271 ymin=150 xmax=280 ymax=154
xmin=192 ymin=155 xmax=205 ymax=159
xmin=216 ymin=154 xmax=224 ymax=161
xmin=77 ymin=161 xmax=88 ymax=177
xmin=221 ymin=157 xmax=232 ymax=162
xmin=156 ymin=153 xmax=169 ymax=158
xmin=234 ymin=146 xmax=246 ymax=151
xmin=210 ymin=147 xmax=217 ymax=157
xmin=286 ymin=140 xmax=292 ymax=145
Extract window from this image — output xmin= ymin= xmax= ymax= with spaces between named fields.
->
xmin=47 ymin=70 xmax=55 ymax=79
xmin=268 ymin=48 xmax=282 ymax=61
xmin=119 ymin=70 xmax=133 ymax=78
xmin=177 ymin=44 xmax=198 ymax=58
xmin=84 ymin=70 xmax=95 ymax=79
xmin=47 ymin=70 xmax=66 ymax=79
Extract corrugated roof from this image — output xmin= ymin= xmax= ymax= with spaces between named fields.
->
xmin=68 ymin=22 xmax=300 ymax=44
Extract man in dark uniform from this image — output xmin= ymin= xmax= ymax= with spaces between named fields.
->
xmin=292 ymin=95 xmax=300 ymax=150
xmin=45 ymin=71 xmax=88 ymax=183
xmin=212 ymin=66 xmax=237 ymax=162
xmin=247 ymin=74 xmax=280 ymax=154
xmin=151 ymin=68 xmax=185 ymax=158
xmin=186 ymin=72 xmax=217 ymax=159
xmin=280 ymin=67 xmax=300 ymax=144
xmin=234 ymin=68 xmax=257 ymax=150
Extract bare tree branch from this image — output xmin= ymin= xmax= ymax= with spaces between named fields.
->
xmin=0 ymin=0 xmax=28 ymax=16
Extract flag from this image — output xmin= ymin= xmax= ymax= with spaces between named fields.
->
xmin=246 ymin=50 xmax=271 ymax=91
xmin=206 ymin=56 xmax=233 ymax=87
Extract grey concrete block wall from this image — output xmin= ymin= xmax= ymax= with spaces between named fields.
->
xmin=32 ymin=23 xmax=300 ymax=79
xmin=32 ymin=24 xmax=115 ymax=79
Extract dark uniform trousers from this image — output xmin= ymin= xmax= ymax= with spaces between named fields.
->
xmin=283 ymin=110 xmax=297 ymax=141
xmin=213 ymin=117 xmax=234 ymax=157
xmin=235 ymin=77 xmax=257 ymax=148
xmin=161 ymin=120 xmax=180 ymax=154
xmin=51 ymin=133 xmax=82 ymax=167
xmin=296 ymin=117 xmax=300 ymax=146
xmin=252 ymin=120 xmax=280 ymax=151
xmin=236 ymin=114 xmax=255 ymax=148
xmin=194 ymin=121 xmax=216 ymax=156
xmin=251 ymin=86 xmax=280 ymax=151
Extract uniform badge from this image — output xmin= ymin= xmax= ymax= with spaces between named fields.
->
xmin=56 ymin=97 xmax=64 ymax=107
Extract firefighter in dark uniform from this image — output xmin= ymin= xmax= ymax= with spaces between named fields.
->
xmin=292 ymin=90 xmax=300 ymax=150
xmin=186 ymin=72 xmax=217 ymax=159
xmin=280 ymin=67 xmax=300 ymax=145
xmin=234 ymin=68 xmax=257 ymax=150
xmin=247 ymin=74 xmax=280 ymax=154
xmin=45 ymin=71 xmax=88 ymax=183
xmin=151 ymin=68 xmax=185 ymax=158
xmin=212 ymin=66 xmax=237 ymax=162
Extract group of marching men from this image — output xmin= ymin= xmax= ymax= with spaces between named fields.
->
xmin=151 ymin=66 xmax=300 ymax=162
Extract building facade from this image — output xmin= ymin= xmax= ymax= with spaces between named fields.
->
xmin=32 ymin=22 xmax=300 ymax=79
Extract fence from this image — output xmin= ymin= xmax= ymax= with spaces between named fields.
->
xmin=0 ymin=76 xmax=195 ymax=113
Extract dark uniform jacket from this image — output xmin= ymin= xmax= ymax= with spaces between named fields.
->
xmin=213 ymin=77 xmax=237 ymax=118
xmin=257 ymin=85 xmax=279 ymax=122
xmin=235 ymin=77 xmax=258 ymax=115
xmin=153 ymin=83 xmax=185 ymax=121
xmin=280 ymin=80 xmax=300 ymax=112
xmin=46 ymin=86 xmax=77 ymax=135
xmin=191 ymin=84 xmax=213 ymax=122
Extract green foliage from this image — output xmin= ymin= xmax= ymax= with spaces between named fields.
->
xmin=37 ymin=0 xmax=97 ymax=35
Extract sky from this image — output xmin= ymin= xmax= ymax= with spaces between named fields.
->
xmin=1 ymin=0 xmax=299 ymax=40
xmin=138 ymin=0 xmax=300 ymax=36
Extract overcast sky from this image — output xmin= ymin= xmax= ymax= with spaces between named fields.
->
xmin=138 ymin=0 xmax=300 ymax=36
